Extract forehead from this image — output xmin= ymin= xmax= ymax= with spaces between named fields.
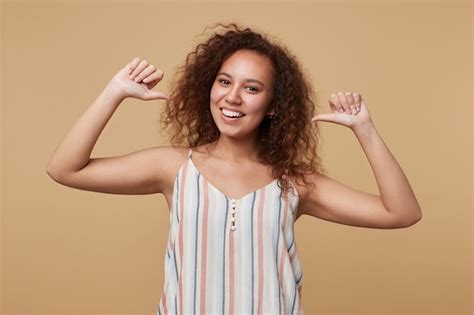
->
xmin=219 ymin=49 xmax=274 ymax=81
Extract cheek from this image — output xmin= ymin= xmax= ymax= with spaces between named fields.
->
xmin=245 ymin=95 xmax=271 ymax=113
xmin=210 ymin=84 xmax=225 ymax=102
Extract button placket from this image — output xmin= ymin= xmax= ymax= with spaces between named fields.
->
xmin=230 ymin=198 xmax=237 ymax=231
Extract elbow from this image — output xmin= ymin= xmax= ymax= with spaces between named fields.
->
xmin=46 ymin=161 xmax=56 ymax=177
xmin=413 ymin=208 xmax=423 ymax=223
xmin=46 ymin=169 xmax=58 ymax=182
xmin=403 ymin=209 xmax=423 ymax=227
xmin=46 ymin=166 xmax=56 ymax=178
xmin=46 ymin=167 xmax=63 ymax=183
xmin=46 ymin=167 xmax=53 ymax=177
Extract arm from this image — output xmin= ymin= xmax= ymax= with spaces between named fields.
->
xmin=352 ymin=122 xmax=422 ymax=224
xmin=302 ymin=92 xmax=422 ymax=229
xmin=46 ymin=84 xmax=124 ymax=177
xmin=46 ymin=57 xmax=172 ymax=195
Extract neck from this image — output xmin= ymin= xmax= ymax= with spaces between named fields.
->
xmin=208 ymin=134 xmax=260 ymax=163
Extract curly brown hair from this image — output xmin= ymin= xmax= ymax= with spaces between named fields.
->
xmin=160 ymin=22 xmax=326 ymax=198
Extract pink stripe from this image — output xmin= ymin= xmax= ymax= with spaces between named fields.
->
xmin=257 ymin=189 xmax=266 ymax=314
xmin=160 ymin=292 xmax=168 ymax=315
xmin=199 ymin=179 xmax=210 ymax=314
xmin=177 ymin=159 xmax=189 ymax=315
xmin=228 ymin=207 xmax=235 ymax=315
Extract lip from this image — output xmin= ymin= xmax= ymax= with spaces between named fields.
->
xmin=220 ymin=107 xmax=246 ymax=116
xmin=220 ymin=108 xmax=245 ymax=123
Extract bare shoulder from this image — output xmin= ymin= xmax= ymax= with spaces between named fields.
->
xmin=155 ymin=146 xmax=190 ymax=194
xmin=47 ymin=145 xmax=190 ymax=195
xmin=288 ymin=172 xmax=313 ymax=201
xmin=288 ymin=172 xmax=314 ymax=221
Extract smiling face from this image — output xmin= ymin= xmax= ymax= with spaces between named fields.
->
xmin=209 ymin=49 xmax=275 ymax=140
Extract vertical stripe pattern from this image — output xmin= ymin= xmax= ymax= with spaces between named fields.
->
xmin=157 ymin=148 xmax=304 ymax=314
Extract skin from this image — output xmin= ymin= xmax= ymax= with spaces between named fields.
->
xmin=47 ymin=54 xmax=422 ymax=229
xmin=125 ymin=54 xmax=422 ymax=228
xmin=183 ymin=49 xmax=280 ymax=200
xmin=207 ymin=49 xmax=276 ymax=163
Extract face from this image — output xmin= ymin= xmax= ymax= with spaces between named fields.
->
xmin=209 ymin=49 xmax=275 ymax=139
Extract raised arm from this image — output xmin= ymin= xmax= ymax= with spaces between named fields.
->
xmin=46 ymin=57 xmax=173 ymax=195
xmin=302 ymin=92 xmax=422 ymax=229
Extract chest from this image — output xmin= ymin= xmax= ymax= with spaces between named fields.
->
xmin=172 ymin=168 xmax=298 ymax=238
xmin=191 ymin=156 xmax=277 ymax=200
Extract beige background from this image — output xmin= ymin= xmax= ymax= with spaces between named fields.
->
xmin=1 ymin=0 xmax=472 ymax=314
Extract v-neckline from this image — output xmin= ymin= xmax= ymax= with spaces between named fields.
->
xmin=188 ymin=151 xmax=279 ymax=201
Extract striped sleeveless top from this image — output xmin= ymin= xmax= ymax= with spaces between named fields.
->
xmin=157 ymin=148 xmax=304 ymax=314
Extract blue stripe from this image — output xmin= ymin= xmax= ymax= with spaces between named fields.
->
xmin=172 ymin=248 xmax=178 ymax=314
xmin=175 ymin=175 xmax=180 ymax=223
xmin=296 ymin=272 xmax=303 ymax=284
xmin=172 ymin=244 xmax=179 ymax=282
xmin=192 ymin=173 xmax=201 ymax=314
xmin=291 ymin=284 xmax=297 ymax=315
xmin=288 ymin=236 xmax=294 ymax=252
xmin=292 ymin=272 xmax=303 ymax=314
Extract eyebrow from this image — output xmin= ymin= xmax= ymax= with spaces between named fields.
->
xmin=217 ymin=72 xmax=265 ymax=87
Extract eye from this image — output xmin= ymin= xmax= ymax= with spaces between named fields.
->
xmin=246 ymin=86 xmax=259 ymax=92
xmin=218 ymin=79 xmax=230 ymax=85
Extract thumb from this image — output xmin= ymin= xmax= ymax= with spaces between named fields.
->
xmin=143 ymin=91 xmax=171 ymax=101
xmin=311 ymin=113 xmax=337 ymax=123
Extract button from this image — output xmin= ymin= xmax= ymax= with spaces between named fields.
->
xmin=230 ymin=225 xmax=236 ymax=231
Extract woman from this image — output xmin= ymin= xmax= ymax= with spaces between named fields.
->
xmin=46 ymin=23 xmax=422 ymax=314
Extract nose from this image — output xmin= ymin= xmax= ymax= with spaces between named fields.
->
xmin=225 ymin=86 xmax=241 ymax=105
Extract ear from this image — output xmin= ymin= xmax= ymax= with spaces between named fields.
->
xmin=266 ymin=107 xmax=275 ymax=116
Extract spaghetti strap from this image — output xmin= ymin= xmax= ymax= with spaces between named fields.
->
xmin=187 ymin=147 xmax=192 ymax=158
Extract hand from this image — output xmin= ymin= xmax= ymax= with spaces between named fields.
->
xmin=311 ymin=92 xmax=373 ymax=129
xmin=108 ymin=57 xmax=171 ymax=101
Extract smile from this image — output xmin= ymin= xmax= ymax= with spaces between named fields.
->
xmin=220 ymin=108 xmax=245 ymax=118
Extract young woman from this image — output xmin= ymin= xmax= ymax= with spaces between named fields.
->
xmin=46 ymin=23 xmax=422 ymax=315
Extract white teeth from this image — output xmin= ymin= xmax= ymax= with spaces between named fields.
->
xmin=222 ymin=108 xmax=244 ymax=118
